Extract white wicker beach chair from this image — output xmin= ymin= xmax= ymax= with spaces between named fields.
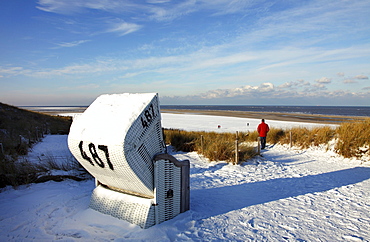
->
xmin=68 ymin=93 xmax=189 ymax=228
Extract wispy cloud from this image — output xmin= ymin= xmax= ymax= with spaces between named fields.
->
xmin=3 ymin=0 xmax=369 ymax=106
xmin=0 ymin=66 xmax=30 ymax=77
xmin=37 ymin=0 xmax=137 ymax=14
xmin=35 ymin=0 xmax=370 ymax=51
xmin=343 ymin=79 xmax=357 ymax=84
xmin=341 ymin=74 xmax=369 ymax=84
xmin=36 ymin=0 xmax=264 ymax=21
xmin=37 ymin=0 xmax=84 ymax=14
xmin=105 ymin=21 xmax=142 ymax=36
xmin=1 ymin=42 xmax=369 ymax=84
xmin=59 ymin=83 xmax=100 ymax=90
xmin=146 ymin=0 xmax=171 ymax=3
xmin=53 ymin=40 xmax=90 ymax=49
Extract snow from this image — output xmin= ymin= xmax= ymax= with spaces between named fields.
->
xmin=161 ymin=113 xmax=338 ymax=133
xmin=1 ymin=113 xmax=369 ymax=241
xmin=69 ymin=93 xmax=158 ymax=144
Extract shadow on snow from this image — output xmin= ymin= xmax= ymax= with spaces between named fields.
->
xmin=190 ymin=167 xmax=370 ymax=218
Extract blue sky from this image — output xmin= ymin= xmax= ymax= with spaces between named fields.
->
xmin=1 ymin=0 xmax=370 ymax=106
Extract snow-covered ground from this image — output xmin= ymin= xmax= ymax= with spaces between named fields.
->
xmin=1 ymin=113 xmax=369 ymax=241
xmin=161 ymin=113 xmax=338 ymax=133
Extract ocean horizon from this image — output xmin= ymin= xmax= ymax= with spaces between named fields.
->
xmin=20 ymin=105 xmax=370 ymax=117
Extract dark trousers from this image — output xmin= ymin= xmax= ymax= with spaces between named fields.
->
xmin=260 ymin=137 xmax=266 ymax=149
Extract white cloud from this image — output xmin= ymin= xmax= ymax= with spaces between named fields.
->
xmin=198 ymin=83 xmax=275 ymax=99
xmin=36 ymin=0 xmax=85 ymax=14
xmin=354 ymin=75 xmax=368 ymax=79
xmin=343 ymin=79 xmax=357 ymax=84
xmin=0 ymin=66 xmax=30 ymax=77
xmin=37 ymin=0 xmax=139 ymax=14
xmin=259 ymin=82 xmax=274 ymax=92
xmin=315 ymin=77 xmax=331 ymax=84
xmin=106 ymin=21 xmax=142 ymax=36
xmin=278 ymin=80 xmax=310 ymax=89
xmin=59 ymin=83 xmax=100 ymax=90
xmin=54 ymin=40 xmax=90 ymax=48
xmin=29 ymin=61 xmax=127 ymax=77
xmin=147 ymin=0 xmax=171 ymax=3
xmin=36 ymin=0 xmax=267 ymax=22
xmin=161 ymin=82 xmax=370 ymax=105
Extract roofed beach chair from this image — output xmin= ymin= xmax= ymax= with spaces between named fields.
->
xmin=68 ymin=93 xmax=190 ymax=228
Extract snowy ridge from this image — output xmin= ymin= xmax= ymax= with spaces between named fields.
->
xmin=0 ymin=114 xmax=369 ymax=241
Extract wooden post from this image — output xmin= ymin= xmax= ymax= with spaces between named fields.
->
xmin=290 ymin=131 xmax=292 ymax=148
xmin=235 ymin=131 xmax=239 ymax=164
xmin=257 ymin=137 xmax=261 ymax=155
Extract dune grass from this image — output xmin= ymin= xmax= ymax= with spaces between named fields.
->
xmin=0 ymin=102 xmax=71 ymax=160
xmin=164 ymin=129 xmax=259 ymax=164
xmin=335 ymin=119 xmax=370 ymax=158
xmin=164 ymin=118 xmax=370 ymax=163
xmin=0 ymin=102 xmax=73 ymax=188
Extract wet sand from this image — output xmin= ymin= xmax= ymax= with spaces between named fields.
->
xmin=161 ymin=109 xmax=366 ymax=124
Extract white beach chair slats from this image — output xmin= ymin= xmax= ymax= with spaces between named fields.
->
xmin=68 ymin=93 xmax=189 ymax=228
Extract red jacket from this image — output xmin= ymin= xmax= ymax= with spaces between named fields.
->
xmin=257 ymin=122 xmax=269 ymax=137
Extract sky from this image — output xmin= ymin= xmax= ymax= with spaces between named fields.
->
xmin=1 ymin=0 xmax=370 ymax=106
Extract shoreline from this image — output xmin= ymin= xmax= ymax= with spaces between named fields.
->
xmin=161 ymin=109 xmax=366 ymax=124
xmin=29 ymin=107 xmax=367 ymax=124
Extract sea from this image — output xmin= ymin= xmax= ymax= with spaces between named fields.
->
xmin=21 ymin=105 xmax=370 ymax=117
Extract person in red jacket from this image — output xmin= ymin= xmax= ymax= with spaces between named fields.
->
xmin=257 ymin=119 xmax=270 ymax=149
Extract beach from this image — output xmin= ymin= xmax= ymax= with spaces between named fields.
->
xmin=29 ymin=106 xmax=366 ymax=125
xmin=161 ymin=109 xmax=364 ymax=124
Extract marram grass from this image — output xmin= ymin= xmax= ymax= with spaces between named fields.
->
xmin=164 ymin=118 xmax=370 ymax=162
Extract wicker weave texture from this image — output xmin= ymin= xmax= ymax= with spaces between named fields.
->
xmin=124 ymin=96 xmax=165 ymax=195
xmin=90 ymin=185 xmax=156 ymax=229
xmin=88 ymin=155 xmax=188 ymax=228
xmin=154 ymin=159 xmax=182 ymax=224
xmin=68 ymin=93 xmax=164 ymax=198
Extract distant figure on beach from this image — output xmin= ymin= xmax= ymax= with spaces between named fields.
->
xmin=257 ymin=119 xmax=270 ymax=149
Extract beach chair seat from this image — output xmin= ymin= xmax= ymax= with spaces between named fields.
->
xmin=68 ymin=93 xmax=189 ymax=228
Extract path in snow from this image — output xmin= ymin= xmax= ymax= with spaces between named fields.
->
xmin=172 ymin=146 xmax=370 ymax=241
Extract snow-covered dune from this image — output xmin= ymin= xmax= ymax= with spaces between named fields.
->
xmin=0 ymin=114 xmax=369 ymax=241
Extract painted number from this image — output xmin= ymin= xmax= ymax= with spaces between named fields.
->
xmin=141 ymin=103 xmax=157 ymax=128
xmin=78 ymin=141 xmax=114 ymax=170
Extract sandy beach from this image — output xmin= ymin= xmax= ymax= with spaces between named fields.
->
xmin=29 ymin=106 xmax=367 ymax=124
xmin=161 ymin=109 xmax=365 ymax=124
